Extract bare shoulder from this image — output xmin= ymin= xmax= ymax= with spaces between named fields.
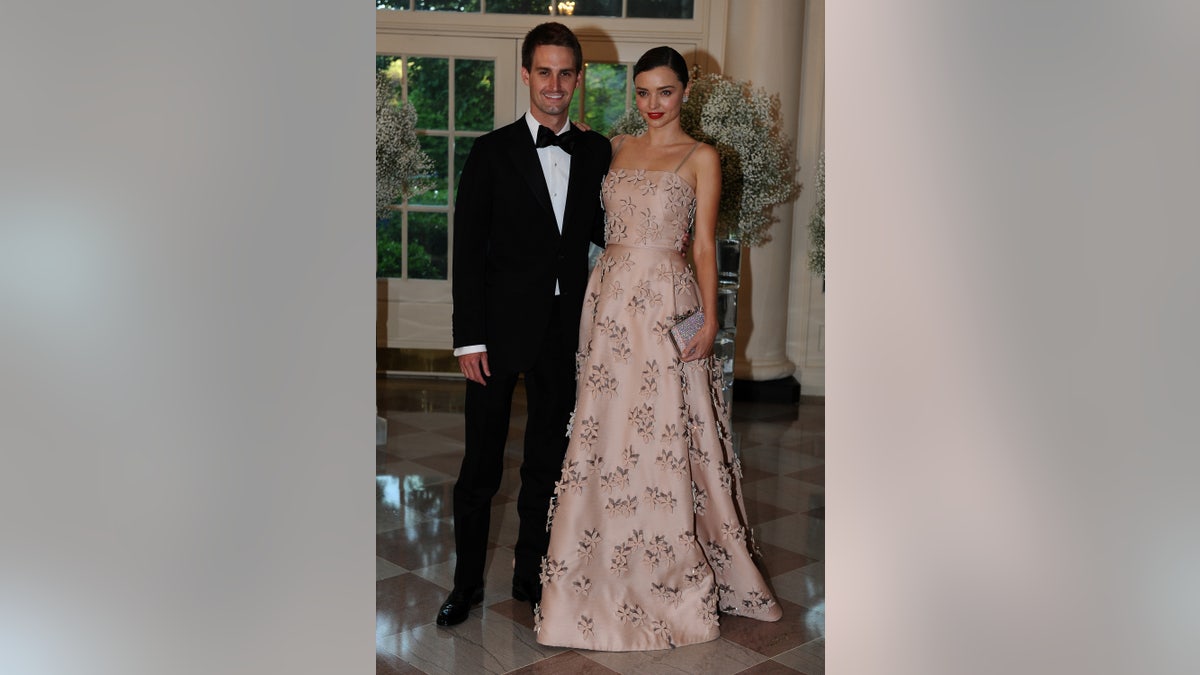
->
xmin=693 ymin=142 xmax=720 ymax=167
xmin=685 ymin=142 xmax=721 ymax=181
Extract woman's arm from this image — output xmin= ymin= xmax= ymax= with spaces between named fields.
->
xmin=681 ymin=143 xmax=722 ymax=362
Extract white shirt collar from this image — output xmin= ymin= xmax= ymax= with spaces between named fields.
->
xmin=524 ymin=111 xmax=572 ymax=143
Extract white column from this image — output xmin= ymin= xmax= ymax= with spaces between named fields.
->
xmin=723 ymin=0 xmax=806 ymax=381
xmin=787 ymin=0 xmax=826 ymax=395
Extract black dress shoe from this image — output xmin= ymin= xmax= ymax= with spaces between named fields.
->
xmin=511 ymin=576 xmax=541 ymax=605
xmin=435 ymin=587 xmax=484 ymax=627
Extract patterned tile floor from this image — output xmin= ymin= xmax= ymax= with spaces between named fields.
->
xmin=376 ymin=376 xmax=824 ymax=675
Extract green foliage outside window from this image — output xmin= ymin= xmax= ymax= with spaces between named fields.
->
xmin=412 ymin=136 xmax=449 ymax=206
xmin=416 ymin=0 xmax=479 ymax=11
xmin=407 ymin=58 xmax=449 ymax=130
xmin=376 ymin=212 xmax=405 ymax=278
xmin=376 ymin=212 xmax=445 ymax=279
xmin=555 ymin=0 xmax=621 ymax=16
xmin=453 ymin=136 xmax=476 ymax=202
xmin=456 ymin=60 xmax=495 ymax=131
xmin=408 ymin=212 xmax=448 ymax=279
xmin=581 ymin=63 xmax=628 ymax=133
xmin=627 ymin=0 xmax=693 ymax=18
xmin=484 ymin=0 xmax=547 ymax=12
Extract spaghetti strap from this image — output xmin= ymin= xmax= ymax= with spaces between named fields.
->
xmin=611 ymin=135 xmax=629 ymax=162
xmin=673 ymin=141 xmax=701 ymax=173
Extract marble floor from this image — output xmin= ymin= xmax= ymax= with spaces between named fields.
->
xmin=376 ymin=376 xmax=824 ymax=675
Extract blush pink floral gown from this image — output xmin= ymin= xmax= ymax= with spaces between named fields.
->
xmin=534 ymin=144 xmax=782 ymax=652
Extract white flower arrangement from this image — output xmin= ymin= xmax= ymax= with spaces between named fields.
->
xmin=610 ymin=67 xmax=801 ymax=246
xmin=376 ymin=72 xmax=433 ymax=217
xmin=808 ymin=151 xmax=824 ymax=277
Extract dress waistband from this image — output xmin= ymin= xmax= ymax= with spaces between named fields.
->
xmin=604 ymin=242 xmax=683 ymax=253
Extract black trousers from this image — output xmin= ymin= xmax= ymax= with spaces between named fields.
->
xmin=451 ymin=299 xmax=576 ymax=590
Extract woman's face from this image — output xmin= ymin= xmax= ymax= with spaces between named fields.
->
xmin=634 ymin=66 xmax=689 ymax=129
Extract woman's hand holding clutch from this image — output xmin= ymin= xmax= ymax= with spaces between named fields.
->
xmin=679 ymin=318 xmax=718 ymax=363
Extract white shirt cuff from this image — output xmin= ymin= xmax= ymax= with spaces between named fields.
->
xmin=453 ymin=344 xmax=487 ymax=357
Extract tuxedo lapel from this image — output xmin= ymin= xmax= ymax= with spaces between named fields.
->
xmin=562 ymin=127 xmax=593 ymax=241
xmin=502 ymin=121 xmax=557 ymax=229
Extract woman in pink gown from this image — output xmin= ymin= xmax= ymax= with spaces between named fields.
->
xmin=534 ymin=46 xmax=782 ymax=652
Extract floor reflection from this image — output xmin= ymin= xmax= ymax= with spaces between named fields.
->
xmin=376 ymin=375 xmax=824 ymax=674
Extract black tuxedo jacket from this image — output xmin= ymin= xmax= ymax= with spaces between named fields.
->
xmin=451 ymin=118 xmax=611 ymax=372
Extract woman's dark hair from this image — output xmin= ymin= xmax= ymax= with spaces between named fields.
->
xmin=521 ymin=22 xmax=583 ymax=72
xmin=632 ymin=46 xmax=689 ymax=87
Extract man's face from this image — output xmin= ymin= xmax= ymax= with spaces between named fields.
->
xmin=521 ymin=44 xmax=579 ymax=122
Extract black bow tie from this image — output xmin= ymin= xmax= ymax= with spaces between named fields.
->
xmin=535 ymin=125 xmax=579 ymax=154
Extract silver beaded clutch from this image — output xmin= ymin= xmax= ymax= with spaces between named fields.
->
xmin=669 ymin=309 xmax=706 ymax=355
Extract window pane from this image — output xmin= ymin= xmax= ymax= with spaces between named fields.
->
xmin=377 ymin=1 xmax=410 ymax=9
xmin=408 ymin=212 xmax=449 ymax=279
xmin=416 ymin=0 xmax=479 ymax=10
xmin=485 ymin=0 xmax=550 ymax=13
xmin=452 ymin=136 xmax=476 ymax=202
xmin=412 ymin=136 xmax=448 ymax=206
xmin=407 ymin=57 xmax=449 ymax=129
xmin=626 ymin=0 xmax=693 ymax=18
xmin=560 ymin=0 xmax=621 ymax=17
xmin=455 ymin=60 xmax=494 ymax=131
xmin=377 ymin=210 xmax=405 ymax=278
xmin=582 ymin=62 xmax=628 ymax=135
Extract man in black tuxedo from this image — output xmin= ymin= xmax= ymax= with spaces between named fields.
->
xmin=436 ymin=22 xmax=611 ymax=627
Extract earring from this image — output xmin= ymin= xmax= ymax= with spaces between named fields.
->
xmin=683 ymin=96 xmax=689 ymax=103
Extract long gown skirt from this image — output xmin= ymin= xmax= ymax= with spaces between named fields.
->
xmin=534 ymin=170 xmax=782 ymax=652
